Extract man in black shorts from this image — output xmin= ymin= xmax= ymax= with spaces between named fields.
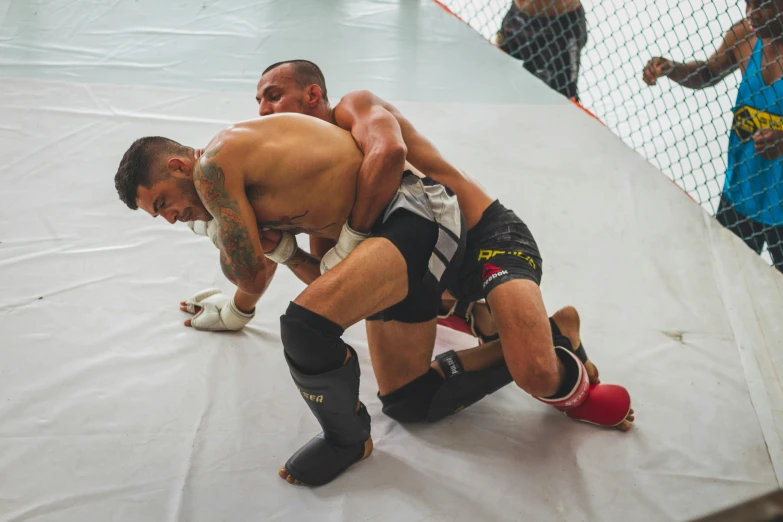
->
xmin=495 ymin=0 xmax=588 ymax=100
xmin=115 ymin=115 xmax=468 ymax=487
xmin=245 ymin=60 xmax=635 ymax=434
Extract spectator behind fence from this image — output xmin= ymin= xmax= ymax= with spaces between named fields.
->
xmin=494 ymin=1 xmax=588 ymax=101
xmin=642 ymin=0 xmax=783 ymax=273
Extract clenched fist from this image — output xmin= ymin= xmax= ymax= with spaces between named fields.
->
xmin=642 ymin=57 xmax=675 ymax=86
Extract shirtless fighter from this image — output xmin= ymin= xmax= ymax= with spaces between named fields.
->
xmin=114 ymin=113 xmax=470 ymax=486
xmin=252 ymin=60 xmax=634 ymax=434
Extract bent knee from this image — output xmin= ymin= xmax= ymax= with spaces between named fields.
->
xmin=379 ymin=369 xmax=443 ymax=424
xmin=509 ymin=355 xmax=560 ymax=398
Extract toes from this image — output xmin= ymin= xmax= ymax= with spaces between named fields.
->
xmin=278 ymin=466 xmax=304 ymax=486
xmin=585 ymin=361 xmax=601 ymax=384
xmin=615 ymin=420 xmax=632 ymax=432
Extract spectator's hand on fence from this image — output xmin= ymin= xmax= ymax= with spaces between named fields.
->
xmin=753 ymin=129 xmax=783 ymax=160
xmin=643 ymin=57 xmax=674 ymax=86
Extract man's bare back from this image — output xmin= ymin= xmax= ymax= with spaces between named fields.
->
xmin=200 ymin=113 xmax=363 ymax=241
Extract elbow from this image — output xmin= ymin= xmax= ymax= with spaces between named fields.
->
xmin=698 ymin=68 xmax=716 ymax=88
xmin=378 ymin=142 xmax=407 ymax=169
xmin=221 ymin=264 xmax=267 ymax=295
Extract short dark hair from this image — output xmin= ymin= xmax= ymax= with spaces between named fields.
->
xmin=262 ymin=59 xmax=328 ymax=102
xmin=114 ymin=136 xmax=186 ymax=210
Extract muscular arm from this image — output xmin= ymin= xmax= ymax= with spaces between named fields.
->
xmin=194 ymin=143 xmax=268 ymax=312
xmin=284 ymin=247 xmax=322 ymax=284
xmin=235 ymin=256 xmax=278 ymax=312
xmin=651 ymin=21 xmax=747 ymax=89
xmin=333 ymin=90 xmax=407 ymax=233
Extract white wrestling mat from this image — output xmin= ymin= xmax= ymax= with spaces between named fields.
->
xmin=1 ymin=1 xmax=781 ymax=521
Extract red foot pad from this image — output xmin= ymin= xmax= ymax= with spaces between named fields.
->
xmin=563 ymin=383 xmax=631 ymax=427
xmin=437 ymin=315 xmax=474 ymax=337
xmin=538 ymin=348 xmax=631 ymax=427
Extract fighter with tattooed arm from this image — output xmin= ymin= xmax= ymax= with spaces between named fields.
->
xmin=115 ymin=113 xmax=472 ymax=485
xmin=116 ymin=79 xmax=633 ymax=485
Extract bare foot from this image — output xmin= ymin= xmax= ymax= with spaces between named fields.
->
xmin=614 ymin=408 xmax=635 ymax=432
xmin=462 ymin=303 xmax=601 ymax=384
xmin=551 ymin=306 xmax=600 ymax=384
xmin=584 ymin=360 xmax=600 ymax=385
xmin=277 ymin=437 xmax=374 ymax=486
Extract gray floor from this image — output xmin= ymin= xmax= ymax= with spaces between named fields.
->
xmin=1 ymin=1 xmax=781 ymax=521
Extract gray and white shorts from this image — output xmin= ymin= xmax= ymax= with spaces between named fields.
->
xmin=366 ymin=171 xmax=466 ymax=323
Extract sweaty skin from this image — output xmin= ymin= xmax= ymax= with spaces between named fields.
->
xmin=208 ymin=114 xmax=361 ymax=241
xmin=257 ymin=71 xmax=495 ymax=231
xmin=332 ymin=92 xmax=496 ymax=230
xmin=136 ymin=113 xmax=383 ymax=311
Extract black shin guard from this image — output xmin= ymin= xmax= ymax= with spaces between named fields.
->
xmin=428 ymin=350 xmax=513 ymax=422
xmin=379 ymin=369 xmax=443 ymax=423
xmin=281 ymin=302 xmax=347 ymax=374
xmin=379 ymin=350 xmax=513 ymax=424
xmin=549 ymin=317 xmax=588 ymax=364
xmin=280 ymin=303 xmax=371 ymax=486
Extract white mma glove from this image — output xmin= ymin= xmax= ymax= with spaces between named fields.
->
xmin=264 ymin=230 xmax=298 ymax=264
xmin=183 ymin=288 xmax=254 ymax=331
xmin=320 ymin=222 xmax=369 ymax=274
xmin=188 ymin=219 xmax=219 ymax=249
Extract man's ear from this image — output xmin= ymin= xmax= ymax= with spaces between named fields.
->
xmin=168 ymin=157 xmax=191 ymax=178
xmin=306 ymin=84 xmax=323 ymax=107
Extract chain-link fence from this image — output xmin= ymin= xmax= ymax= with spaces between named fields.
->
xmin=439 ymin=0 xmax=783 ymax=272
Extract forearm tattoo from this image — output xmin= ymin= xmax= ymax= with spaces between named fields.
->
xmin=285 ymin=248 xmax=321 ymax=269
xmin=193 ymin=145 xmax=264 ymax=285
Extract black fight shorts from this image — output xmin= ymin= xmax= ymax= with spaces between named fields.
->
xmin=448 ymin=200 xmax=542 ymax=302
xmin=366 ymin=172 xmax=466 ymax=323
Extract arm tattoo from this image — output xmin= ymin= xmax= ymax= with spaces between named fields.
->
xmin=285 ymin=248 xmax=321 ymax=269
xmin=193 ymin=148 xmax=264 ymax=285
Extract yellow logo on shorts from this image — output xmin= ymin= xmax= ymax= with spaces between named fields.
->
xmin=733 ymin=105 xmax=783 ymax=141
xmin=298 ymin=388 xmax=323 ymax=403
xmin=477 ymin=249 xmax=537 ymax=270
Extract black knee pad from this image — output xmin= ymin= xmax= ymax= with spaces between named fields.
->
xmin=379 ymin=350 xmax=514 ymax=424
xmin=379 ymin=369 xmax=444 ymax=423
xmin=427 ymin=351 xmax=512 ymax=422
xmin=280 ymin=301 xmax=347 ymax=375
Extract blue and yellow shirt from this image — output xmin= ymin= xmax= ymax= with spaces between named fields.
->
xmin=726 ymin=38 xmax=783 ymax=226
